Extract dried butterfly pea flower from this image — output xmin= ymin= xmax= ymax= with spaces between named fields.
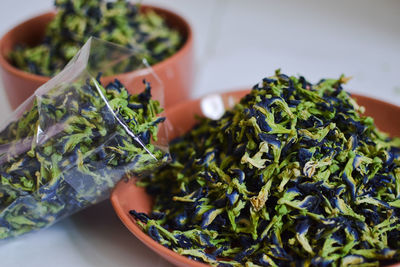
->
xmin=10 ymin=0 xmax=182 ymax=76
xmin=0 ymin=76 xmax=166 ymax=239
xmin=133 ymin=70 xmax=400 ymax=266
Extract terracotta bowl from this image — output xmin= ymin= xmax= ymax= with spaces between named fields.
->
xmin=111 ymin=89 xmax=400 ymax=267
xmin=0 ymin=5 xmax=193 ymax=109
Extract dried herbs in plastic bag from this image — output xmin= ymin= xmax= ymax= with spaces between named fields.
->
xmin=0 ymin=37 xmax=169 ymax=239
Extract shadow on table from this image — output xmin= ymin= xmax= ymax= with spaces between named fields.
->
xmin=67 ymin=200 xmax=174 ymax=267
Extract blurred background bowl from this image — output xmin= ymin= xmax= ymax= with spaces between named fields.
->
xmin=111 ymin=89 xmax=400 ymax=267
xmin=0 ymin=5 xmax=193 ymax=109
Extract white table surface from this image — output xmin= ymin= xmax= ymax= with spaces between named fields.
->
xmin=0 ymin=1 xmax=399 ymax=266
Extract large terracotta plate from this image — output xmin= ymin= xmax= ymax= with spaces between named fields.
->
xmin=111 ymin=90 xmax=400 ymax=267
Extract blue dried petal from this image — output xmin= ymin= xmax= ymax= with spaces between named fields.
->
xmin=350 ymin=135 xmax=359 ymax=150
xmin=129 ymin=210 xmax=149 ymax=223
xmin=197 ymin=151 xmax=216 ymax=166
xmin=299 ymin=195 xmax=321 ymax=213
xmin=359 ymin=241 xmax=370 ymax=249
xmin=239 ymin=235 xmax=256 ymax=249
xmin=86 ymin=6 xmax=102 ymax=20
xmin=280 ymin=138 xmax=296 ymax=157
xmin=244 ymin=108 xmax=256 ymax=117
xmin=226 ymin=190 xmax=239 ymax=206
xmin=320 ymin=146 xmax=335 ymax=157
xmin=81 ymin=84 xmax=96 ymax=97
xmin=199 ymin=233 xmax=213 ymax=247
xmin=361 ymin=209 xmax=380 ymax=225
xmin=138 ymin=80 xmax=152 ymax=103
xmin=96 ymin=72 xmax=103 ymax=83
xmin=311 ymin=256 xmax=334 ymax=267
xmin=207 ymin=214 xmax=227 ymax=231
xmin=369 ymin=175 xmax=395 ymax=189
xmin=268 ymin=231 xmax=280 ymax=246
xmin=192 ymin=187 xmax=207 ymax=201
xmin=352 ymin=155 xmax=362 ymax=170
xmin=174 ymin=214 xmax=188 ymax=229
xmin=127 ymin=103 xmax=144 ymax=109
xmin=194 ymin=206 xmax=204 ymax=218
xmin=152 ymin=117 xmax=166 ymax=126
xmin=255 ymin=111 xmax=272 ymax=132
xmin=345 ymin=225 xmax=359 ymax=241
xmin=226 ymin=132 xmax=234 ymax=154
xmin=214 ymin=198 xmax=226 ymax=208
xmin=79 ymin=102 xmax=97 ymax=113
xmin=150 ymin=211 xmax=165 ymax=220
xmin=138 ymin=131 xmax=151 ymax=145
xmin=234 ymin=248 xmax=255 ymax=262
xmin=105 ymin=81 xmax=122 ymax=93
xmin=278 ymin=73 xmax=290 ymax=82
xmin=148 ymin=225 xmax=162 ymax=242
xmin=175 ymin=234 xmax=193 ymax=249
xmin=38 ymin=179 xmax=62 ymax=201
xmin=288 ymin=99 xmax=301 ymax=107
xmin=338 ymin=116 xmax=366 ymax=135
xmin=230 ymin=169 xmax=245 ymax=184
xmin=111 ymin=79 xmax=123 ymax=90
xmin=296 ymin=219 xmax=310 ymax=235
xmin=381 ymin=248 xmax=397 ymax=257
xmin=270 ymin=245 xmax=292 ymax=261
xmin=201 ymin=171 xmax=215 ymax=183
xmin=335 ymin=185 xmax=346 ymax=196
xmin=297 ymin=181 xmax=323 ymax=195
xmin=260 ymin=96 xmax=283 ymax=109
xmin=298 ymin=76 xmax=309 ymax=89
xmin=283 ymin=85 xmax=296 ymax=99
xmin=127 ymin=154 xmax=141 ymax=169
xmin=257 ymin=254 xmax=272 ymax=265
xmin=298 ymin=148 xmax=314 ymax=166
xmin=221 ymin=120 xmax=232 ymax=131
xmin=262 ymin=77 xmax=277 ymax=84
xmin=27 ymin=61 xmax=39 ymax=75
xmin=205 ymin=253 xmax=217 ymax=261
xmin=309 ymin=115 xmax=324 ymax=128
xmin=286 ymin=186 xmax=302 ymax=195
xmin=342 ymin=172 xmax=356 ymax=200
xmin=258 ymin=133 xmax=281 ymax=148
xmin=355 ymin=221 xmax=367 ymax=231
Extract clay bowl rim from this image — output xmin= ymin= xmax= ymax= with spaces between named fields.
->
xmin=110 ymin=89 xmax=400 ymax=267
xmin=0 ymin=4 xmax=193 ymax=84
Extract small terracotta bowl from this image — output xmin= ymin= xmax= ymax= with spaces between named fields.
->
xmin=0 ymin=5 xmax=193 ymax=109
xmin=111 ymin=90 xmax=400 ymax=267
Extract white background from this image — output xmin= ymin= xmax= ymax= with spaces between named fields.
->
xmin=0 ymin=1 xmax=399 ymax=266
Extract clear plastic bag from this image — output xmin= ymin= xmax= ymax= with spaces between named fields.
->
xmin=0 ymin=37 xmax=169 ymax=239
